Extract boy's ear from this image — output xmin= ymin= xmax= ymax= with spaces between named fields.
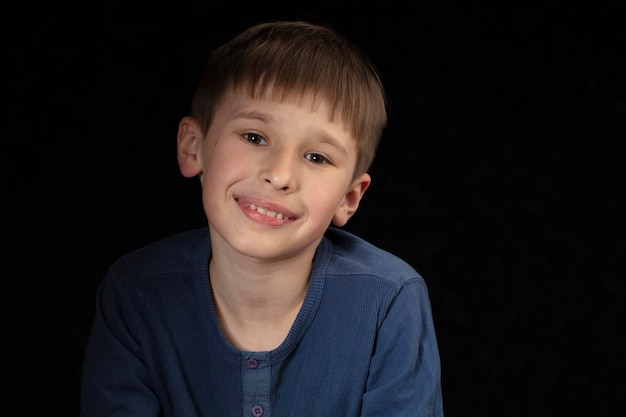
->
xmin=177 ymin=116 xmax=203 ymax=178
xmin=332 ymin=173 xmax=371 ymax=227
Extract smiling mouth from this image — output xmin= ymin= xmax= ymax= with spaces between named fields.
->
xmin=247 ymin=203 xmax=291 ymax=220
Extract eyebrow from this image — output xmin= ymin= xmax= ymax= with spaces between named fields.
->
xmin=315 ymin=131 xmax=349 ymax=158
xmin=233 ymin=111 xmax=275 ymax=123
xmin=234 ymin=111 xmax=349 ymax=157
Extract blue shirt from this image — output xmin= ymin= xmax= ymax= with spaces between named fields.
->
xmin=80 ymin=227 xmax=444 ymax=416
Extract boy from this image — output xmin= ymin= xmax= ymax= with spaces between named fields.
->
xmin=80 ymin=21 xmax=444 ymax=417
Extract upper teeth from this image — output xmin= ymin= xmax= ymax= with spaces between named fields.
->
xmin=249 ymin=204 xmax=284 ymax=220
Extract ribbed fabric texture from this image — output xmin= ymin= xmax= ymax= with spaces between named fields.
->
xmin=80 ymin=227 xmax=443 ymax=417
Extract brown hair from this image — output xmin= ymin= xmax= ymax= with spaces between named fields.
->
xmin=191 ymin=21 xmax=388 ymax=177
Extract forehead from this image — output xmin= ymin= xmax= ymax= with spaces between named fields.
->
xmin=228 ymin=83 xmax=352 ymax=130
xmin=221 ymin=89 xmax=348 ymax=134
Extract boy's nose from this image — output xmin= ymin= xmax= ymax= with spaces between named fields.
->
xmin=259 ymin=152 xmax=298 ymax=191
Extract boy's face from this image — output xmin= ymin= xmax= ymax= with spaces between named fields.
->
xmin=177 ymin=90 xmax=370 ymax=263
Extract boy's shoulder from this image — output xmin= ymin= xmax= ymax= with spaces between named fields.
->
xmin=107 ymin=227 xmax=423 ymax=286
xmin=109 ymin=227 xmax=210 ymax=277
xmin=323 ymin=227 xmax=422 ymax=284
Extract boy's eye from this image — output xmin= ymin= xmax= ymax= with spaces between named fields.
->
xmin=242 ymin=133 xmax=267 ymax=145
xmin=304 ymin=153 xmax=329 ymax=165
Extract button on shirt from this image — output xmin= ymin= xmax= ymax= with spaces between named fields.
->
xmin=243 ymin=353 xmax=269 ymax=416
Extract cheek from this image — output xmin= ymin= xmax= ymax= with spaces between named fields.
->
xmin=202 ymin=143 xmax=246 ymax=176
xmin=200 ymin=150 xmax=250 ymax=198
xmin=305 ymin=181 xmax=346 ymax=213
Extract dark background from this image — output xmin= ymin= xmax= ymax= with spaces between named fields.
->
xmin=4 ymin=3 xmax=624 ymax=416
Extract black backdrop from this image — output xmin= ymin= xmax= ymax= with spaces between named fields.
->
xmin=4 ymin=3 xmax=624 ymax=416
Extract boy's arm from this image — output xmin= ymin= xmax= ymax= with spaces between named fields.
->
xmin=80 ymin=272 xmax=160 ymax=417
xmin=361 ymin=278 xmax=444 ymax=417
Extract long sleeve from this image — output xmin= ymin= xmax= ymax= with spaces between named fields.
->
xmin=360 ymin=278 xmax=444 ymax=417
xmin=80 ymin=270 xmax=161 ymax=417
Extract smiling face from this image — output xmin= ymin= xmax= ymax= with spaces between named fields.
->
xmin=177 ymin=90 xmax=371 ymax=264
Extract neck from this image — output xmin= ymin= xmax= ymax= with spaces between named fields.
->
xmin=208 ymin=247 xmax=313 ymax=351
xmin=209 ymin=254 xmax=311 ymax=319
